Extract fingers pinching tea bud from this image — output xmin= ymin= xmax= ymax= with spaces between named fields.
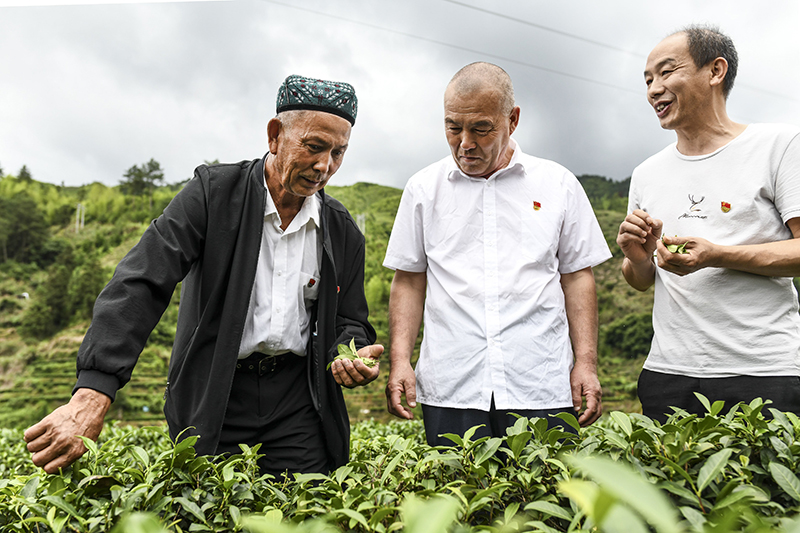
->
xmin=663 ymin=235 xmax=687 ymax=254
xmin=327 ymin=337 xmax=378 ymax=370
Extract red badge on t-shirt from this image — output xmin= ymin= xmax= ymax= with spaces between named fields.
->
xmin=533 ymin=201 xmax=541 ymax=211
xmin=721 ymin=201 xmax=731 ymax=213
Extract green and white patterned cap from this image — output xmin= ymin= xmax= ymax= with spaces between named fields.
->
xmin=276 ymin=75 xmax=357 ymax=125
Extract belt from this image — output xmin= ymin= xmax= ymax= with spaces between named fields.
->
xmin=236 ymin=353 xmax=292 ymax=376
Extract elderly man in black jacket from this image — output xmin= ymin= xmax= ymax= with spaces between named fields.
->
xmin=24 ymin=75 xmax=382 ymax=477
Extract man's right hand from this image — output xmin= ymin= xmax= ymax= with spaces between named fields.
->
xmin=617 ymin=209 xmax=663 ymax=263
xmin=385 ymin=362 xmax=417 ymax=420
xmin=617 ymin=209 xmax=663 ymax=290
xmin=24 ymin=388 xmax=111 ymax=474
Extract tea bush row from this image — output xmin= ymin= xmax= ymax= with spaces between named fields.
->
xmin=1 ymin=398 xmax=800 ymax=532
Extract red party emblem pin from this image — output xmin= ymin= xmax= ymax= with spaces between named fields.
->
xmin=307 ymin=279 xmax=316 ymax=288
xmin=533 ymin=201 xmax=542 ymax=211
xmin=721 ymin=201 xmax=731 ymax=213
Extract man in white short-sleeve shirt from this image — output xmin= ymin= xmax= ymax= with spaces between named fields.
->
xmin=384 ymin=62 xmax=612 ymax=444
xmin=617 ymin=25 xmax=800 ymax=422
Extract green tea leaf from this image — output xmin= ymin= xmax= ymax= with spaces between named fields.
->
xmin=332 ymin=508 xmax=369 ymax=529
xmin=524 ymin=500 xmax=573 ymax=521
xmin=565 ymin=455 xmax=682 ymax=533
xmin=769 ymin=462 xmax=800 ymax=502
xmin=20 ymin=476 xmax=40 ymax=499
xmin=551 ymin=411 xmax=581 ymax=432
xmin=610 ymin=411 xmax=633 ymax=437
xmin=174 ymin=497 xmax=206 ymax=523
xmin=697 ymin=448 xmax=733 ymax=493
xmin=694 ymin=392 xmax=712 ymax=414
xmin=401 ymin=495 xmax=460 ymax=533
xmin=336 ymin=343 xmax=351 ymax=357
xmin=473 ymin=438 xmax=503 ymax=466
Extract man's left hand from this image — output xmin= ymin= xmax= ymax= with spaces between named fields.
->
xmin=331 ymin=344 xmax=383 ymax=388
xmin=570 ymin=361 xmax=602 ymax=427
xmin=656 ymin=235 xmax=717 ymax=276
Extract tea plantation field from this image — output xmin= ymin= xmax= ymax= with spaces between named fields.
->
xmin=2 ymin=399 xmax=800 ymax=533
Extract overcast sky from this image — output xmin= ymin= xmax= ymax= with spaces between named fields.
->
xmin=2 ymin=0 xmax=799 ymax=190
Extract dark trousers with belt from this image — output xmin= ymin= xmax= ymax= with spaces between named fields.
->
xmin=638 ymin=369 xmax=800 ymax=424
xmin=215 ymin=353 xmax=329 ymax=478
xmin=421 ymin=395 xmax=576 ymax=447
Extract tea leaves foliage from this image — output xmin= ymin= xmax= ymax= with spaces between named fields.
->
xmin=2 ymin=399 xmax=800 ymax=532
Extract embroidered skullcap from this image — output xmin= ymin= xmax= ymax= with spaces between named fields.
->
xmin=276 ymin=75 xmax=358 ymax=126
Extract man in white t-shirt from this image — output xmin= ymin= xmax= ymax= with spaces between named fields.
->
xmin=384 ymin=62 xmax=611 ymax=444
xmin=618 ymin=25 xmax=800 ymax=422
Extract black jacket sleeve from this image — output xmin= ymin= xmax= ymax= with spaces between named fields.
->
xmin=74 ymin=176 xmax=208 ymax=400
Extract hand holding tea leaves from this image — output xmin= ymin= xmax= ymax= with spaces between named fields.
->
xmin=327 ymin=337 xmax=378 ymax=370
xmin=663 ymin=236 xmax=687 ymax=254
xmin=329 ymin=338 xmax=382 ymax=388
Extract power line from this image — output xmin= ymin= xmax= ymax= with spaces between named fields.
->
xmin=442 ymin=0 xmax=799 ymax=103
xmin=255 ymin=0 xmax=641 ymax=96
xmin=441 ymin=0 xmax=644 ymax=58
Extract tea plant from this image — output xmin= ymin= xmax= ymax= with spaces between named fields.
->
xmin=1 ymin=397 xmax=799 ymax=532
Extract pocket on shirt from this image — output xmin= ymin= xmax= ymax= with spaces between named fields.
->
xmin=301 ymin=272 xmax=321 ymax=301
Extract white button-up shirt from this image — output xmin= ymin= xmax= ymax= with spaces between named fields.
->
xmin=384 ymin=140 xmax=611 ymax=410
xmin=238 ymin=186 xmax=321 ymax=358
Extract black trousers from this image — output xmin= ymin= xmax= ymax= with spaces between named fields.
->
xmin=638 ymin=369 xmax=800 ymax=424
xmin=215 ymin=353 xmax=328 ymax=478
xmin=421 ymin=396 xmax=576 ymax=446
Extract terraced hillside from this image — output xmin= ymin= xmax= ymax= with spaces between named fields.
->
xmin=0 ymin=179 xmax=652 ymax=430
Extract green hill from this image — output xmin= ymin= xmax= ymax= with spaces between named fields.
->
xmin=0 ymin=173 xmax=650 ymax=429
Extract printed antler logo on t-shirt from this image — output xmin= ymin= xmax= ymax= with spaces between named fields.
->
xmin=679 ymin=194 xmax=708 ymax=220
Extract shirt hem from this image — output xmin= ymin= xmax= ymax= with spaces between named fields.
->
xmin=643 ymin=360 xmax=800 ymax=379
xmin=418 ymin=397 xmax=574 ymax=411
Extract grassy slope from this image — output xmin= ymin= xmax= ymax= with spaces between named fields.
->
xmin=0 ymin=184 xmax=648 ymax=429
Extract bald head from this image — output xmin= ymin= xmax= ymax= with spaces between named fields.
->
xmin=446 ymin=62 xmax=516 ymax=115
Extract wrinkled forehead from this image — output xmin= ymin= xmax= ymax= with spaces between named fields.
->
xmin=287 ymin=111 xmax=352 ymax=144
xmin=444 ymin=86 xmax=505 ymax=119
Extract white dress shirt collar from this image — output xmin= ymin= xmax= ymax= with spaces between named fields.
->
xmin=264 ymin=185 xmax=321 ymax=234
xmin=447 ymin=138 xmax=525 ymax=182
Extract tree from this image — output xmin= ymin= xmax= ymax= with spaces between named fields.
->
xmin=68 ymin=253 xmax=107 ymax=320
xmin=20 ymin=248 xmax=76 ymax=339
xmin=120 ymin=158 xmax=165 ymax=210
xmin=18 ymin=165 xmax=32 ymax=181
xmin=0 ymin=192 xmax=49 ymax=264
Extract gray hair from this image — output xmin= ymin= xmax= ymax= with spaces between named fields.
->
xmin=673 ymin=24 xmax=738 ymax=99
xmin=447 ymin=62 xmax=516 ymax=114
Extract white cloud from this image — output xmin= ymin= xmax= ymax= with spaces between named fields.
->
xmin=1 ymin=0 xmax=798 ymax=187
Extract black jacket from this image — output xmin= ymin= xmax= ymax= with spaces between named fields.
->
xmin=75 ymin=155 xmax=375 ymax=468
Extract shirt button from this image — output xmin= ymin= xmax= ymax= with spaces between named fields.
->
xmin=277 ymin=271 xmax=282 ymax=277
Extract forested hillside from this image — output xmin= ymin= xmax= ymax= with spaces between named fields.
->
xmin=0 ymin=169 xmax=649 ymax=429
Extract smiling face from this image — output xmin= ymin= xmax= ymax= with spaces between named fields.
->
xmin=266 ymin=110 xmax=351 ymax=198
xmin=444 ymin=84 xmax=519 ymax=178
xmin=644 ymin=33 xmax=713 ymax=133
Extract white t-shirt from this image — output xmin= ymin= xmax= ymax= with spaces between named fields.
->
xmin=238 ymin=187 xmax=321 ymax=358
xmin=629 ymin=123 xmax=800 ymax=378
xmin=384 ymin=140 xmax=612 ymax=410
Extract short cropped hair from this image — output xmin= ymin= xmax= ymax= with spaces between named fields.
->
xmin=448 ymin=62 xmax=516 ymax=115
xmin=676 ymin=25 xmax=738 ymax=99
